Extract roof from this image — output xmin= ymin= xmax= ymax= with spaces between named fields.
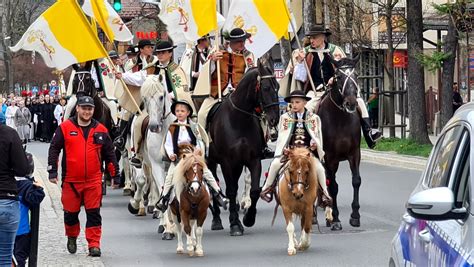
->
xmin=120 ymin=0 xmax=156 ymax=20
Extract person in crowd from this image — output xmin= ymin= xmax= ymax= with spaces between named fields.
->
xmin=40 ymin=94 xmax=55 ymax=142
xmin=14 ymin=100 xmax=32 ymax=144
xmin=453 ymin=82 xmax=463 ymax=113
xmin=34 ymin=95 xmax=44 ymax=141
xmin=0 ymin=122 xmax=29 ymax=265
xmin=13 ymin=152 xmax=45 ymax=267
xmin=48 ymin=96 xmax=119 ymax=257
xmin=367 ymin=87 xmax=379 ymax=128
xmin=5 ymin=99 xmax=18 ymax=130
xmin=54 ymin=97 xmax=67 ymax=126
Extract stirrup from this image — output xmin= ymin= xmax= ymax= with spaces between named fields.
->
xmin=260 ymin=187 xmax=274 ymax=203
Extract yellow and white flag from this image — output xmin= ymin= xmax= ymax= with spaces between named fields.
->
xmin=82 ymin=0 xmax=133 ymax=42
xmin=10 ymin=0 xmax=107 ymax=70
xmin=159 ymin=0 xmax=219 ymax=44
xmin=223 ymin=0 xmax=290 ymax=58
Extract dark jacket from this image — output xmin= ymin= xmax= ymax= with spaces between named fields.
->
xmin=48 ymin=117 xmax=118 ymax=183
xmin=16 ymin=178 xmax=45 ymax=235
xmin=0 ymin=125 xmax=28 ymax=198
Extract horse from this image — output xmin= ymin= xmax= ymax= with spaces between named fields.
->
xmin=127 ymin=76 xmax=173 ymax=228
xmin=207 ymin=55 xmax=280 ymax=236
xmin=316 ymin=56 xmax=362 ymax=231
xmin=67 ymin=61 xmax=115 ymax=135
xmin=170 ymin=146 xmax=210 ymax=256
xmin=277 ymin=147 xmax=318 ymax=255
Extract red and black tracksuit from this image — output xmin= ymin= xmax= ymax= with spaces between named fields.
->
xmin=48 ymin=117 xmax=118 ymax=249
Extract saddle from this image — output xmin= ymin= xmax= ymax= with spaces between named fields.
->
xmin=206 ymin=98 xmax=225 ymax=130
xmin=141 ymin=115 xmax=150 ymax=138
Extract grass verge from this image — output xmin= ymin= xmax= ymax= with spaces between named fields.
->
xmin=361 ymin=138 xmax=433 ymax=158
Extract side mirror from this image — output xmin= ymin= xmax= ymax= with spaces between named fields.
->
xmin=406 ymin=187 xmax=468 ymax=221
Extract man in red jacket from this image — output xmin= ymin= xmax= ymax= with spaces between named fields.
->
xmin=47 ymin=96 xmax=119 ymax=257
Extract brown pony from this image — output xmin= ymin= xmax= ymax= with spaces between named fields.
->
xmin=278 ymin=147 xmax=319 ymax=256
xmin=170 ymin=146 xmax=210 ymax=256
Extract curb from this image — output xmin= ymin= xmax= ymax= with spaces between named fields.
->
xmin=360 ymin=149 xmax=427 ymax=171
xmin=33 ymin=155 xmax=105 ymax=267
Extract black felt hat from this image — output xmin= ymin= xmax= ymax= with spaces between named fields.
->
xmin=137 ymin=39 xmax=155 ymax=48
xmin=154 ymin=40 xmax=177 ymax=52
xmin=126 ymin=46 xmax=139 ymax=55
xmin=225 ymin=28 xmax=251 ymax=42
xmin=284 ymin=90 xmax=311 ymax=102
xmin=305 ymin=25 xmax=331 ymax=37
xmin=171 ymin=99 xmax=193 ymax=116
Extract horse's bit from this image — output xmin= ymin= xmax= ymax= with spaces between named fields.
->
xmin=186 ymin=163 xmax=203 ymax=194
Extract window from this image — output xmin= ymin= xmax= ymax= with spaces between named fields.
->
xmin=426 ymin=125 xmax=465 ymax=188
xmin=452 ymin=132 xmax=470 ymax=210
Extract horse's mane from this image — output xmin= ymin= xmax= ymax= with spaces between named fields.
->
xmin=288 ymin=147 xmax=319 ymax=189
xmin=173 ymin=149 xmax=207 ymax=187
xmin=141 ymin=75 xmax=165 ymax=99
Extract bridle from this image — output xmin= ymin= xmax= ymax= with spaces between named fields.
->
xmin=286 ymin=166 xmax=309 ymax=191
xmin=74 ymin=71 xmax=96 ymax=98
xmin=328 ymin=66 xmax=359 ymax=113
xmin=228 ymin=69 xmax=279 ymax=122
xmin=186 ymin=162 xmax=203 ymax=196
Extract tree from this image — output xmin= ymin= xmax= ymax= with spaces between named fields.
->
xmin=0 ymin=0 xmax=53 ymax=93
xmin=440 ymin=17 xmax=458 ymax=127
xmin=406 ymin=0 xmax=431 ymax=144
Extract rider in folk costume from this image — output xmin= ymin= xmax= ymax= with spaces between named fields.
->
xmin=289 ymin=25 xmax=382 ymax=148
xmin=260 ymin=90 xmax=332 ymax=206
xmin=115 ymin=40 xmax=193 ymax=167
xmin=156 ymin=99 xmax=227 ymax=212
xmin=180 ymin=34 xmax=212 ymax=110
xmin=197 ymin=27 xmax=273 ymax=158
xmin=113 ymin=40 xmax=157 ymax=152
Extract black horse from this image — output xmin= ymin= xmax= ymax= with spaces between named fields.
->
xmin=317 ymin=56 xmax=362 ymax=231
xmin=207 ymin=56 xmax=280 ymax=236
xmin=70 ymin=61 xmax=115 ymax=136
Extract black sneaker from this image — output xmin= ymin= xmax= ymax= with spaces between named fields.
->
xmin=67 ymin=237 xmax=77 ymax=254
xmin=89 ymin=247 xmax=101 ymax=257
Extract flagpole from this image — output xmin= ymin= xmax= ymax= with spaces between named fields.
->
xmin=78 ymin=2 xmax=142 ymax=115
xmin=215 ymin=30 xmax=222 ymax=102
xmin=284 ymin=1 xmax=316 ymax=93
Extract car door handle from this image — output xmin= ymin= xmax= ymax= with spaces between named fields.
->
xmin=418 ymin=228 xmax=433 ymax=243
xmin=402 ymin=213 xmax=416 ymax=225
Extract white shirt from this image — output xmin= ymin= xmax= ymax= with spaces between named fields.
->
xmin=54 ymin=105 xmax=65 ymax=125
xmin=164 ymin=120 xmax=192 ymax=157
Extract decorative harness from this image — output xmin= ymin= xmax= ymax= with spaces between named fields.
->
xmin=286 ymin=164 xmax=310 ymax=191
xmin=184 ymin=162 xmax=205 ymax=219
xmin=328 ymin=66 xmax=359 ymax=113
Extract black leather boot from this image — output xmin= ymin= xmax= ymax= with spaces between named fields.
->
xmin=361 ymin=118 xmax=382 ymax=149
xmin=262 ymin=145 xmax=275 ymax=159
xmin=156 ymin=191 xmax=171 ymax=212
xmin=113 ymin=120 xmax=128 ymax=151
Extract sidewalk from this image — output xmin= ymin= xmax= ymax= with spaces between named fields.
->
xmin=34 ymin=156 xmax=104 ymax=266
xmin=361 ymin=148 xmax=427 ymax=171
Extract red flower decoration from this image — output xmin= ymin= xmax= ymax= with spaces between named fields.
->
xmin=100 ymin=63 xmax=106 ymax=68
xmin=102 ymin=71 xmax=108 ymax=76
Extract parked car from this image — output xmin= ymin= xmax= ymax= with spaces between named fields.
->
xmin=390 ymin=102 xmax=474 ymax=267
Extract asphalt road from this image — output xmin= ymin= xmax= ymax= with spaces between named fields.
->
xmin=29 ymin=142 xmax=420 ymax=267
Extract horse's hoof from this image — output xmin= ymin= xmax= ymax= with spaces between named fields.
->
xmin=152 ymin=211 xmax=159 ymax=219
xmin=211 ymin=217 xmax=224 ymax=231
xmin=326 ymin=219 xmax=331 ymax=227
xmin=331 ymin=222 xmax=343 ymax=231
xmin=137 ymin=207 xmax=146 ymax=216
xmin=229 ymin=224 xmax=244 ymax=236
xmin=127 ymin=203 xmax=139 ymax=215
xmin=188 ymin=250 xmax=194 ymax=257
xmin=162 ymin=232 xmax=175 ymax=240
xmin=349 ymin=217 xmax=360 ymax=227
xmin=288 ymin=248 xmax=297 ymax=256
xmin=147 ymin=205 xmax=155 ymax=214
xmin=177 ymin=247 xmax=184 ymax=254
xmin=123 ymin=188 xmax=132 ymax=196
xmin=157 ymin=225 xmax=165 ymax=234
xmin=243 ymin=208 xmax=256 ymax=227
xmin=195 ymin=250 xmax=204 ymax=257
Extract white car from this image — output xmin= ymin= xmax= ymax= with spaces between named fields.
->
xmin=390 ymin=102 xmax=474 ymax=267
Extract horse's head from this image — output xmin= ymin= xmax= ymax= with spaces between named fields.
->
xmin=72 ymin=61 xmax=96 ymax=98
xmin=257 ymin=54 xmax=280 ymax=141
xmin=181 ymin=150 xmax=206 ymax=196
xmin=286 ymin=147 xmax=315 ymax=200
xmin=330 ymin=55 xmax=360 ymax=113
xmin=142 ymin=76 xmax=167 ymax=133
